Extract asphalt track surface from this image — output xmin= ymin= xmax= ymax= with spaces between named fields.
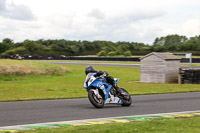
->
xmin=52 ymin=62 xmax=140 ymax=67
xmin=52 ymin=62 xmax=200 ymax=69
xmin=1 ymin=92 xmax=200 ymax=127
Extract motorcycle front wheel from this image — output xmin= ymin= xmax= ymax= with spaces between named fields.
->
xmin=88 ymin=89 xmax=104 ymax=108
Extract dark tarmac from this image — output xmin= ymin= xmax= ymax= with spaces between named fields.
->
xmin=1 ymin=92 xmax=200 ymax=126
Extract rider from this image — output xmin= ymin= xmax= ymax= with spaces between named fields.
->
xmin=85 ymin=66 xmax=122 ymax=95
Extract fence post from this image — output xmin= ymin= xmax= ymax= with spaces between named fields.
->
xmin=178 ymin=68 xmax=182 ymax=84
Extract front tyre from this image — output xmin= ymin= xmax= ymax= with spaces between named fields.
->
xmin=88 ymin=90 xmax=104 ymax=108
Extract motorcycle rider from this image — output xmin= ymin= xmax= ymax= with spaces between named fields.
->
xmin=85 ymin=66 xmax=122 ymax=95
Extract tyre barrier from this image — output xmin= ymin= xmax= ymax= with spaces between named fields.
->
xmin=179 ymin=68 xmax=200 ymax=84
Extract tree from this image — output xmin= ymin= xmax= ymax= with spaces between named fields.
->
xmin=153 ymin=35 xmax=187 ymax=47
xmin=23 ymin=40 xmax=40 ymax=53
xmin=0 ymin=38 xmax=14 ymax=53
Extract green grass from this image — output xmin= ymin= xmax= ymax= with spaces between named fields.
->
xmin=182 ymin=63 xmax=200 ymax=67
xmin=0 ymin=60 xmax=200 ymax=101
xmin=0 ymin=61 xmax=140 ymax=101
xmin=20 ymin=117 xmax=200 ymax=133
xmin=0 ymin=60 xmax=68 ymax=75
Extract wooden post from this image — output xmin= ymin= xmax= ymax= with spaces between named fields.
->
xmin=178 ymin=68 xmax=182 ymax=84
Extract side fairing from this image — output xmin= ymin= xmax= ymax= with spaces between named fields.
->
xmin=89 ymin=80 xmax=112 ymax=102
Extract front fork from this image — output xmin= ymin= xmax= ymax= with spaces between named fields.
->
xmin=92 ymin=88 xmax=102 ymax=99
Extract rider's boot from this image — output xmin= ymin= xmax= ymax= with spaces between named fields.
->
xmin=113 ymin=85 xmax=122 ymax=95
xmin=113 ymin=85 xmax=129 ymax=99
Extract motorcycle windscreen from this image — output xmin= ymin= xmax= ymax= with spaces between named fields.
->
xmin=84 ymin=73 xmax=96 ymax=88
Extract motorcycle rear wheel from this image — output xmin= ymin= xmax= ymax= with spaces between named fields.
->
xmin=88 ymin=89 xmax=104 ymax=108
xmin=119 ymin=88 xmax=132 ymax=106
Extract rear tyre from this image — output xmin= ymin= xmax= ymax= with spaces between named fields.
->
xmin=119 ymin=88 xmax=132 ymax=106
xmin=88 ymin=89 xmax=104 ymax=108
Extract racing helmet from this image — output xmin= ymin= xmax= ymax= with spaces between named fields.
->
xmin=85 ymin=66 xmax=96 ymax=75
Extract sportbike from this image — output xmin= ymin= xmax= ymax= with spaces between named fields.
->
xmin=84 ymin=73 xmax=132 ymax=108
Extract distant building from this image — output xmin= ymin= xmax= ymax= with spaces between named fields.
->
xmin=140 ymin=52 xmax=181 ymax=83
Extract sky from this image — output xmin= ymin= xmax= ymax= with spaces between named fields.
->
xmin=0 ymin=0 xmax=200 ymax=44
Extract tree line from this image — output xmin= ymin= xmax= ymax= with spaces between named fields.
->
xmin=0 ymin=34 xmax=200 ymax=57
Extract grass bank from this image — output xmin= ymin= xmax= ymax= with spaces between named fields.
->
xmin=0 ymin=60 xmax=200 ymax=101
xmin=0 ymin=60 xmax=68 ymax=76
xmin=21 ymin=117 xmax=200 ymax=133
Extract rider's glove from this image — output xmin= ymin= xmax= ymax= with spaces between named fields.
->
xmin=97 ymin=70 xmax=104 ymax=75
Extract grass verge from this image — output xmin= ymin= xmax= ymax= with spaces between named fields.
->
xmin=0 ymin=60 xmax=200 ymax=101
xmin=47 ymin=60 xmax=140 ymax=64
xmin=0 ymin=60 xmax=68 ymax=75
xmin=20 ymin=116 xmax=200 ymax=133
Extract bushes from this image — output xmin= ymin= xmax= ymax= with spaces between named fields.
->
xmin=97 ymin=50 xmax=132 ymax=57
xmin=108 ymin=51 xmax=116 ymax=56
xmin=97 ymin=50 xmax=106 ymax=56
xmin=124 ymin=51 xmax=132 ymax=57
xmin=2 ymin=47 xmax=29 ymax=55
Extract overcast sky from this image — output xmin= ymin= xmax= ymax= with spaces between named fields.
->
xmin=0 ymin=0 xmax=200 ymax=44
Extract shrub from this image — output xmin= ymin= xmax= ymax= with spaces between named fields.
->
xmin=108 ymin=51 xmax=116 ymax=56
xmin=97 ymin=50 xmax=107 ymax=56
xmin=2 ymin=47 xmax=29 ymax=55
xmin=115 ymin=50 xmax=122 ymax=55
xmin=2 ymin=49 xmax=15 ymax=55
xmin=124 ymin=51 xmax=132 ymax=57
xmin=14 ymin=47 xmax=29 ymax=55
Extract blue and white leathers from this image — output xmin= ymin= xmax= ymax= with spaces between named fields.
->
xmin=84 ymin=73 xmax=123 ymax=104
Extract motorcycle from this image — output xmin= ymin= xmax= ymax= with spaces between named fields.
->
xmin=84 ymin=73 xmax=132 ymax=108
